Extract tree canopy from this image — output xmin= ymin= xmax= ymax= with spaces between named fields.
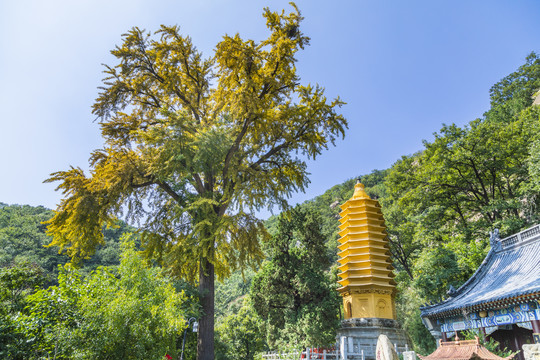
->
xmin=251 ymin=207 xmax=340 ymax=350
xmin=44 ymin=4 xmax=346 ymax=359
xmin=2 ymin=237 xmax=192 ymax=360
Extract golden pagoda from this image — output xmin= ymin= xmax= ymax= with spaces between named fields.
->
xmin=337 ymin=180 xmax=396 ymax=320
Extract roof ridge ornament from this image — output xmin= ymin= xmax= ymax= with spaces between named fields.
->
xmin=489 ymin=228 xmax=501 ymax=252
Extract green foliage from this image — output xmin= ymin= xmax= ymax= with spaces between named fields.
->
xmin=462 ymin=329 xmax=518 ymax=359
xmin=0 ymin=202 xmax=135 ymax=357
xmin=0 ymin=203 xmax=132 ymax=282
xmin=251 ymin=207 xmax=340 ymax=350
xmin=489 ymin=52 xmax=540 ymax=121
xmin=412 ymin=247 xmax=463 ymax=302
xmin=0 ymin=261 xmax=48 ymax=359
xmin=395 ymin=282 xmax=436 ymax=356
xmin=299 ymin=178 xmax=356 ymax=263
xmin=374 ymin=53 xmax=540 ymax=353
xmin=216 ymin=299 xmax=266 ymax=360
xmin=215 ymin=268 xmax=256 ymax=321
xmin=381 ymin=54 xmax=540 ymax=286
xmin=77 ymin=220 xmax=136 ymax=273
xmin=0 ymin=204 xmax=66 ymax=276
xmin=0 ymin=315 xmax=24 ymax=360
xmin=11 ymin=235 xmax=193 ymax=360
xmin=523 ymin=106 xmax=540 ymax=199
xmin=0 ymin=261 xmax=46 ymax=312
xmin=381 ymin=52 xmax=540 ymax=353
xmin=17 ymin=265 xmax=83 ymax=358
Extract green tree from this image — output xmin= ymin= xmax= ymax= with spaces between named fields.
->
xmin=0 ymin=261 xmax=47 ymax=360
xmin=251 ymin=207 xmax=340 ymax=350
xmin=380 ymin=155 xmax=423 ymax=279
xmin=216 ymin=298 xmax=266 ymax=360
xmin=411 ymin=247 xmax=462 ymax=302
xmin=522 ymin=105 xmax=540 ymax=208
xmin=0 ymin=204 xmax=66 ymax=275
xmin=0 ymin=261 xmax=46 ymax=312
xmin=395 ymin=282 xmax=436 ymax=355
xmin=44 ymin=4 xmax=346 ymax=359
xmin=488 ymin=52 xmax=540 ymax=122
xmin=215 ymin=268 xmax=256 ymax=321
xmin=17 ymin=236 xmax=191 ymax=360
xmin=382 ymin=104 xmax=540 ymax=279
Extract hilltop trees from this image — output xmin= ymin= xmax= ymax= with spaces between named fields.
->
xmin=0 ymin=204 xmax=66 ymax=276
xmin=45 ymin=4 xmax=346 ymax=359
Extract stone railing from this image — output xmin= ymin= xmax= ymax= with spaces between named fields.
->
xmin=261 ymin=349 xmax=341 ymax=360
xmin=500 ymin=224 xmax=540 ymax=250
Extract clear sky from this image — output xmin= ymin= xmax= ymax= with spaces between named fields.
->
xmin=1 ymin=0 xmax=539 ymax=219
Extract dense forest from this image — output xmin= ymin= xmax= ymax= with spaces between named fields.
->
xmin=1 ymin=53 xmax=540 ymax=359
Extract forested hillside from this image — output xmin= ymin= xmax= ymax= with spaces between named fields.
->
xmin=0 ymin=203 xmax=132 ymax=279
xmin=1 ymin=52 xmax=540 ymax=359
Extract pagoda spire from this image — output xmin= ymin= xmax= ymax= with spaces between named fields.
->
xmin=337 ymin=180 xmax=396 ymax=319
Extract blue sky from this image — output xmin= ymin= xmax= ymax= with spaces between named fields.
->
xmin=1 ymin=0 xmax=539 ymax=218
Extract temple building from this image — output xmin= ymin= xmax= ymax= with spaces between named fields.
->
xmin=419 ymin=337 xmax=514 ymax=360
xmin=336 ymin=181 xmax=410 ymax=359
xmin=420 ymin=225 xmax=540 ymax=360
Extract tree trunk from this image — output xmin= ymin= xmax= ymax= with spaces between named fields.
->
xmin=197 ymin=258 xmax=215 ymax=360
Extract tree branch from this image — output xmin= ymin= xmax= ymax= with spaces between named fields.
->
xmin=156 ymin=180 xmax=183 ymax=205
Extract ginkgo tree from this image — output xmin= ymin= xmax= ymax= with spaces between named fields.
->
xmin=45 ymin=4 xmax=346 ymax=359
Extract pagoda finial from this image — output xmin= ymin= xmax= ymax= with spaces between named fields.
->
xmin=352 ymin=179 xmax=370 ymax=199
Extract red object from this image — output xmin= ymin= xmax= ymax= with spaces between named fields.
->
xmin=165 ymin=354 xmax=172 ymax=360
xmin=302 ymin=348 xmax=336 ymax=359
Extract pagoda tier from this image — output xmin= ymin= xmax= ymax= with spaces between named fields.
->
xmin=337 ymin=181 xmax=396 ymax=320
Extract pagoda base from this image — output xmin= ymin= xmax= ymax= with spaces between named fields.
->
xmin=337 ymin=318 xmax=411 ymax=360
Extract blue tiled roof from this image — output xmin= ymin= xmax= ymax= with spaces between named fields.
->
xmin=420 ymin=225 xmax=540 ymax=318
